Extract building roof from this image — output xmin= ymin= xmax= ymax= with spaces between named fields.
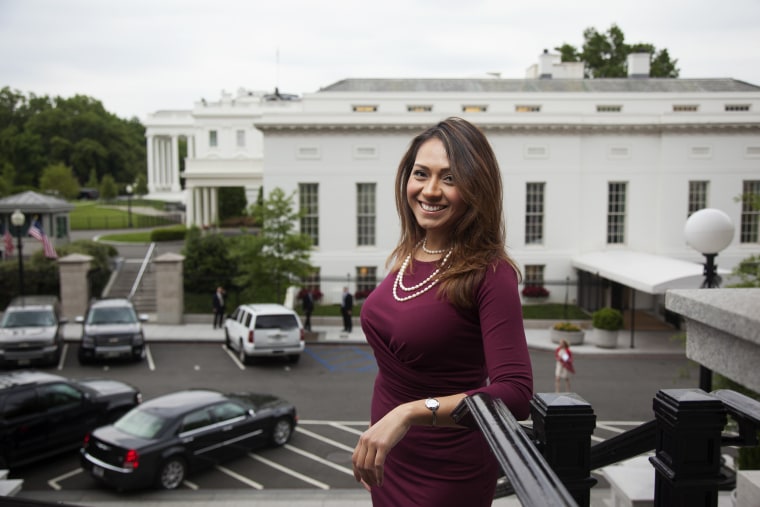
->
xmin=571 ymin=250 xmax=731 ymax=295
xmin=319 ymin=78 xmax=760 ymax=94
xmin=0 ymin=191 xmax=74 ymax=214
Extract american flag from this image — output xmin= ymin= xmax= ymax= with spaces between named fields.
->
xmin=3 ymin=228 xmax=13 ymax=257
xmin=28 ymin=218 xmax=58 ymax=259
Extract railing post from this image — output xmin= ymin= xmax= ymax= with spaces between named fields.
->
xmin=650 ymin=389 xmax=727 ymax=507
xmin=531 ymin=393 xmax=597 ymax=507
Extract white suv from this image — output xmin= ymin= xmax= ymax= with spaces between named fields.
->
xmin=224 ymin=304 xmax=305 ymax=365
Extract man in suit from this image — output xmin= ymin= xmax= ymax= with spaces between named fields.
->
xmin=340 ymin=286 xmax=353 ymax=333
xmin=301 ymin=289 xmax=314 ymax=331
xmin=212 ymin=286 xmax=226 ymax=329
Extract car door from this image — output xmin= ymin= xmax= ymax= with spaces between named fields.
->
xmin=177 ymin=407 xmax=224 ymax=468
xmin=0 ymin=389 xmax=47 ymax=466
xmin=208 ymin=401 xmax=266 ymax=460
xmin=39 ymin=382 xmax=98 ymax=450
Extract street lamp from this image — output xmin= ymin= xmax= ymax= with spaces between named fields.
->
xmin=126 ymin=184 xmax=133 ymax=228
xmin=10 ymin=209 xmax=25 ymax=298
xmin=684 ymin=208 xmax=735 ymax=391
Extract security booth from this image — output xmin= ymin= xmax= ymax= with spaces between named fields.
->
xmin=0 ymin=191 xmax=74 ymax=258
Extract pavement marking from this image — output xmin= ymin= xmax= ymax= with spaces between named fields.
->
xmin=329 ymin=422 xmax=365 ymax=436
xmin=284 ymin=444 xmax=354 ymax=476
xmin=57 ymin=344 xmax=68 ymax=370
xmin=48 ymin=467 xmax=83 ymax=490
xmin=145 ymin=344 xmax=155 ymax=371
xmin=215 ymin=464 xmax=263 ymax=489
xmin=295 ymin=427 xmax=355 ymax=453
xmin=248 ymin=452 xmax=330 ymax=489
xmin=299 ymin=420 xmax=369 ymax=426
xmin=183 ymin=480 xmax=199 ymax=490
xmin=222 ymin=345 xmax=246 ymax=370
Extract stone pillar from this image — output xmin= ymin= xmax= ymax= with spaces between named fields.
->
xmin=58 ymin=253 xmax=93 ymax=319
xmin=171 ymin=135 xmax=181 ymax=192
xmin=153 ymin=252 xmax=184 ymax=324
xmin=531 ymin=392 xmax=597 ymax=507
xmin=650 ymin=388 xmax=726 ymax=507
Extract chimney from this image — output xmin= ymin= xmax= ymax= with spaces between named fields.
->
xmin=539 ymin=49 xmax=560 ymax=79
xmin=627 ymin=53 xmax=651 ymax=78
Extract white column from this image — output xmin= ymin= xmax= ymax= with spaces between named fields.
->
xmin=171 ymin=135 xmax=181 ymax=192
xmin=160 ymin=138 xmax=169 ymax=190
xmin=203 ymin=188 xmax=212 ymax=227
xmin=146 ymin=135 xmax=156 ymax=194
xmin=185 ymin=186 xmax=195 ymax=227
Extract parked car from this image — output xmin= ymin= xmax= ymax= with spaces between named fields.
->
xmin=81 ymin=389 xmax=297 ymax=490
xmin=76 ymin=298 xmax=148 ymax=364
xmin=0 ymin=370 xmax=141 ymax=469
xmin=0 ymin=295 xmax=66 ymax=367
xmin=224 ymin=304 xmax=305 ymax=365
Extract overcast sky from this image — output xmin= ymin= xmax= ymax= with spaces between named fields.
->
xmin=2 ymin=0 xmax=759 ymax=121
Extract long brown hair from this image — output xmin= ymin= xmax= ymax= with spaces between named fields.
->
xmin=389 ymin=117 xmax=520 ymax=309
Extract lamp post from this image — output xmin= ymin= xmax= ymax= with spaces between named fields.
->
xmin=126 ymin=184 xmax=133 ymax=228
xmin=10 ymin=209 xmax=25 ymax=298
xmin=684 ymin=208 xmax=735 ymax=391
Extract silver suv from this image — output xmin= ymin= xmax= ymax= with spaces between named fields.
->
xmin=76 ymin=299 xmax=147 ymax=364
xmin=224 ymin=304 xmax=304 ymax=365
xmin=0 ymin=296 xmax=66 ymax=367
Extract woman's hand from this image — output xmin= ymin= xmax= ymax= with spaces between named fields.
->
xmin=351 ymin=404 xmax=412 ymax=489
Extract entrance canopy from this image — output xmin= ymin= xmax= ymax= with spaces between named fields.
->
xmin=571 ymin=250 xmax=723 ymax=294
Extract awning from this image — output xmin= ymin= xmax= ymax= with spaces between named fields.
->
xmin=571 ymin=250 xmax=727 ymax=294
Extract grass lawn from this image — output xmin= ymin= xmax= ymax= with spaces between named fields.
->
xmin=70 ymin=201 xmax=177 ymax=230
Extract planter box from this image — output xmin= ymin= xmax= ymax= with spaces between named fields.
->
xmin=549 ymin=327 xmax=585 ymax=345
xmin=592 ymin=328 xmax=619 ymax=348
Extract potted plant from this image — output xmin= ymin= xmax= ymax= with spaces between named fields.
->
xmin=591 ymin=307 xmax=624 ymax=348
xmin=549 ymin=321 xmax=585 ymax=345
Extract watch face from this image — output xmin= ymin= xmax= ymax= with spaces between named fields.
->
xmin=425 ymin=398 xmax=440 ymax=411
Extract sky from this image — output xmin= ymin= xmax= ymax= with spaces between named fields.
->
xmin=2 ymin=0 xmax=759 ymax=121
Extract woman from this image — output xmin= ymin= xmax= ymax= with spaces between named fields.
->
xmin=352 ymin=117 xmax=534 ymax=506
xmin=555 ymin=338 xmax=575 ymax=392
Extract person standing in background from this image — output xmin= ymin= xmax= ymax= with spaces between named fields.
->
xmin=555 ymin=338 xmax=575 ymax=392
xmin=302 ymin=289 xmax=314 ymax=331
xmin=212 ymin=286 xmax=226 ymax=329
xmin=341 ymin=287 xmax=354 ymax=333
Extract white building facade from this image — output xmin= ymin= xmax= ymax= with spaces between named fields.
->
xmin=144 ymin=55 xmax=760 ymax=314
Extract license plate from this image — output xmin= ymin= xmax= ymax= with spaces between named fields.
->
xmin=105 ymin=351 xmax=120 ymax=358
xmin=93 ymin=465 xmax=104 ymax=477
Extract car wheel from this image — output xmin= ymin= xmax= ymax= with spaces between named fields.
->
xmin=238 ymin=341 xmax=249 ymax=365
xmin=287 ymin=354 xmax=300 ymax=364
xmin=270 ymin=417 xmax=293 ymax=446
xmin=156 ymin=456 xmax=186 ymax=490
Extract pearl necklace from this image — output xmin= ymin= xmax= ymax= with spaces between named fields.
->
xmin=393 ymin=246 xmax=453 ymax=302
xmin=422 ymin=238 xmax=448 ymax=255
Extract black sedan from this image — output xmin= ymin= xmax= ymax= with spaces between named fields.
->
xmin=80 ymin=389 xmax=297 ymax=490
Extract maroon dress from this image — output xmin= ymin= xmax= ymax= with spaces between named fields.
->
xmin=360 ymin=258 xmax=534 ymax=506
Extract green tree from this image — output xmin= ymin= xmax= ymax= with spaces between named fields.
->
xmin=233 ymin=188 xmax=313 ymax=303
xmin=181 ymin=227 xmax=235 ymax=295
xmin=99 ymin=173 xmax=118 ymax=200
xmin=86 ymin=168 xmax=99 ymax=188
xmin=218 ymin=186 xmax=248 ymax=221
xmin=134 ymin=173 xmax=148 ymax=196
xmin=555 ymin=24 xmax=679 ymax=78
xmin=39 ymin=162 xmax=80 ymax=199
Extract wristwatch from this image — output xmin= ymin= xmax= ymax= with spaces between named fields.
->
xmin=425 ymin=397 xmax=440 ymax=426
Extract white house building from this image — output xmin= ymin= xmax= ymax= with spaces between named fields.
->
xmin=144 ymin=53 xmax=760 ymax=316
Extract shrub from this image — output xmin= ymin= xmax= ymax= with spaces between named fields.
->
xmin=150 ymin=225 xmax=187 ymax=242
xmin=521 ymin=285 xmax=550 ymax=298
xmin=553 ymin=322 xmax=582 ymax=332
xmin=592 ymin=307 xmax=624 ymax=330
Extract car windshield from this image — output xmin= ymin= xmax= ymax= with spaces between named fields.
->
xmin=87 ymin=306 xmax=137 ymax=325
xmin=0 ymin=310 xmax=56 ymax=328
xmin=114 ymin=409 xmax=170 ymax=439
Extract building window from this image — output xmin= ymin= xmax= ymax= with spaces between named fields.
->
xmin=607 ymin=182 xmax=627 ymax=244
xmin=355 ymin=266 xmax=377 ymax=299
xmin=525 ymin=182 xmax=545 ymax=245
xmin=740 ymin=180 xmax=760 ymax=243
xmin=236 ymin=130 xmax=245 ymax=148
xmin=688 ymin=181 xmax=708 ymax=216
xmin=515 ymin=105 xmax=541 ymax=113
xmin=523 ymin=265 xmax=545 ymax=286
xmin=299 ymin=183 xmax=319 ymax=247
xmin=209 ymin=130 xmax=218 ymax=147
xmin=673 ymin=104 xmax=699 ymax=112
xmin=302 ymin=268 xmax=321 ymax=296
xmin=462 ymin=105 xmax=487 ymax=113
xmin=352 ymin=105 xmax=378 ymax=112
xmin=55 ymin=215 xmax=67 ymax=239
xmin=596 ymin=105 xmax=622 ymax=112
xmin=407 ymin=105 xmax=433 ymax=112
xmin=725 ymin=104 xmax=751 ymax=112
xmin=357 ymin=183 xmax=376 ymax=246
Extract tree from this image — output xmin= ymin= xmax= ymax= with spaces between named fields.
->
xmin=232 ymin=188 xmax=313 ymax=303
xmin=39 ymin=162 xmax=80 ymax=199
xmin=99 ymin=173 xmax=118 ymax=200
xmin=218 ymin=186 xmax=248 ymax=221
xmin=555 ymin=24 xmax=679 ymax=78
xmin=86 ymin=168 xmax=99 ymax=189
xmin=181 ymin=227 xmax=235 ymax=295
xmin=134 ymin=173 xmax=148 ymax=196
